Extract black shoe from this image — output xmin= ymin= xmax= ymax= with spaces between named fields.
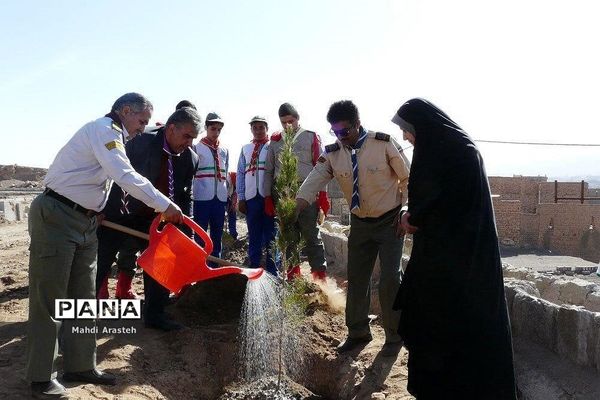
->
xmin=31 ymin=379 xmax=67 ymax=398
xmin=337 ymin=334 xmax=373 ymax=353
xmin=380 ymin=340 xmax=403 ymax=357
xmin=62 ymin=368 xmax=117 ymax=386
xmin=145 ymin=316 xmax=184 ymax=332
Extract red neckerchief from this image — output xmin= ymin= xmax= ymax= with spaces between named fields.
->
xmin=200 ymin=137 xmax=223 ymax=181
xmin=247 ymin=136 xmax=268 ymax=175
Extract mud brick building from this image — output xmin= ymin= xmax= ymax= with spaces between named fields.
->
xmin=490 ymin=176 xmax=600 ymax=262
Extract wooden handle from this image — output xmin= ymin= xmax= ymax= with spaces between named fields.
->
xmin=100 ymin=220 xmax=248 ymax=268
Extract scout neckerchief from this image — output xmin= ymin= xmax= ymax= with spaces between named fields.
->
xmin=247 ymin=136 xmax=268 ymax=176
xmin=200 ymin=137 xmax=223 ymax=181
xmin=350 ymin=127 xmax=368 ymax=212
xmin=162 ymin=136 xmax=178 ymax=200
xmin=105 ymin=111 xmax=132 ymax=214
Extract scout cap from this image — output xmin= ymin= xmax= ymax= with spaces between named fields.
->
xmin=206 ymin=112 xmax=224 ymax=124
xmin=249 ymin=115 xmax=268 ymax=125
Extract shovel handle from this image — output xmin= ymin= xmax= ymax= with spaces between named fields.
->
xmin=100 ymin=220 xmax=248 ymax=269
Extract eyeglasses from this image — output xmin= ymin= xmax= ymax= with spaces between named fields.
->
xmin=329 ymin=125 xmax=354 ymax=138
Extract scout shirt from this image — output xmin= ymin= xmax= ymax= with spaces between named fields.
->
xmin=297 ymin=131 xmax=410 ymax=219
xmin=43 ymin=116 xmax=171 ymax=212
xmin=263 ymin=127 xmax=322 ymax=197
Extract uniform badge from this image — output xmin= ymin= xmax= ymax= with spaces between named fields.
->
xmin=105 ymin=140 xmax=125 ymax=152
xmin=317 ymin=155 xmax=327 ymax=163
xmin=111 ymin=122 xmax=123 ymax=133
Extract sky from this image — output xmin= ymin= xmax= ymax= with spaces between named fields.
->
xmin=0 ymin=0 xmax=598 ymax=180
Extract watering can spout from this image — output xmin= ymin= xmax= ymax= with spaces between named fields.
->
xmin=136 ymin=216 xmax=265 ymax=293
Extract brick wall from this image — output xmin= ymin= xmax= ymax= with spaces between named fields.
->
xmin=537 ymin=203 xmax=600 ymax=262
xmin=520 ymin=213 xmax=540 ymax=249
xmin=493 ymin=198 xmax=522 ymax=246
xmin=489 ymin=176 xmax=544 ymax=213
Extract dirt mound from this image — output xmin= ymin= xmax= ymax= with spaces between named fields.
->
xmin=0 ymin=164 xmax=47 ymax=182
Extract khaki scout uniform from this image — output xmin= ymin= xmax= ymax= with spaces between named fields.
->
xmin=27 ymin=115 xmax=170 ymax=382
xmin=264 ymin=127 xmax=326 ymax=271
xmin=297 ymin=130 xmax=410 ymax=341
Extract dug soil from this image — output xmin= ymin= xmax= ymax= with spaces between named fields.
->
xmin=0 ymin=219 xmax=413 ymax=399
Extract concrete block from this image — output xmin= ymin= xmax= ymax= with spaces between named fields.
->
xmin=0 ymin=200 xmax=16 ymax=221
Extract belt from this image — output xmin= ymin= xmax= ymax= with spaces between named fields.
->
xmin=352 ymin=205 xmax=401 ymax=223
xmin=43 ymin=188 xmax=98 ymax=218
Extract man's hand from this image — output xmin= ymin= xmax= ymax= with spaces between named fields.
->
xmin=401 ymin=211 xmax=418 ymax=234
xmin=162 ymin=203 xmax=183 ymax=224
xmin=264 ymin=196 xmax=275 ymax=217
xmin=238 ymin=200 xmax=247 ymax=215
xmin=393 ymin=211 xmax=405 ymax=238
xmin=295 ymin=198 xmax=310 ymax=221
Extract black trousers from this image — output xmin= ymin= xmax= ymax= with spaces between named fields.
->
xmin=95 ymin=225 xmax=145 ymax=295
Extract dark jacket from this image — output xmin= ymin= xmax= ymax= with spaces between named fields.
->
xmin=103 ymin=128 xmax=199 ymax=229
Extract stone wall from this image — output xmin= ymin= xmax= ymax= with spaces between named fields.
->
xmin=504 ymin=264 xmax=600 ymax=373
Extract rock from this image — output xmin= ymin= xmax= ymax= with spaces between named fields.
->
xmin=371 ymin=393 xmax=386 ymax=399
xmin=510 ymin=290 xmax=559 ymax=352
xmin=583 ymin=291 xmax=600 ymax=312
xmin=557 ymin=278 xmax=597 ymax=306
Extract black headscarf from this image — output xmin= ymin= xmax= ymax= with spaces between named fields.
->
xmin=392 ymin=98 xmax=516 ymax=399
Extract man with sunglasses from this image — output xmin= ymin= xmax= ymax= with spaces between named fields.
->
xmin=296 ymin=100 xmax=410 ymax=357
xmin=264 ymin=102 xmax=329 ymax=280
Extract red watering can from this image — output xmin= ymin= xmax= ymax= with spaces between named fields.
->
xmin=101 ymin=216 xmax=264 ymax=294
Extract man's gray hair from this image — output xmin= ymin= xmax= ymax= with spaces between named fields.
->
xmin=111 ymin=92 xmax=153 ymax=113
xmin=165 ymin=107 xmax=203 ymax=133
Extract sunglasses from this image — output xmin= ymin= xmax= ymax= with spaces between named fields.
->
xmin=329 ymin=124 xmax=355 ymax=138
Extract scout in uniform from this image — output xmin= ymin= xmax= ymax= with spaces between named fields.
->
xmin=192 ymin=112 xmax=229 ymax=265
xmin=264 ymin=103 xmax=329 ymax=280
xmin=296 ymin=100 xmax=410 ymax=357
xmin=236 ymin=116 xmax=277 ymax=275
xmin=27 ymin=93 xmax=183 ymax=397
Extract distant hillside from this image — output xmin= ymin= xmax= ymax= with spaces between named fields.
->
xmin=0 ymin=164 xmax=47 ymax=182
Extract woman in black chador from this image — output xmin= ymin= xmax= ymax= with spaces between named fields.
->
xmin=392 ymin=98 xmax=516 ymax=399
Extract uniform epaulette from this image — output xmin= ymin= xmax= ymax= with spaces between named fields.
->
xmin=270 ymin=132 xmax=282 ymax=142
xmin=325 ymin=143 xmax=340 ymax=153
xmin=111 ymin=121 xmax=123 ymax=134
xmin=375 ymin=132 xmax=390 ymax=142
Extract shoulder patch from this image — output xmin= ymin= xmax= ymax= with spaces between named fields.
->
xmin=270 ymin=132 xmax=282 ymax=142
xmin=317 ymin=155 xmax=327 ymax=163
xmin=111 ymin=122 xmax=123 ymax=134
xmin=105 ymin=140 xmax=125 ymax=152
xmin=325 ymin=143 xmax=340 ymax=153
xmin=375 ymin=132 xmax=390 ymax=142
